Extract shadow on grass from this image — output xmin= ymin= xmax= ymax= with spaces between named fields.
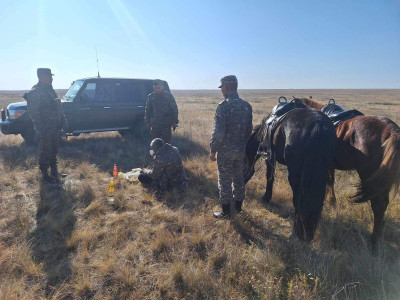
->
xmin=230 ymin=195 xmax=400 ymax=299
xmin=171 ymin=134 xmax=208 ymax=158
xmin=59 ymin=133 xmax=208 ymax=174
xmin=28 ymin=182 xmax=77 ymax=295
xmin=0 ymin=142 xmax=37 ymax=169
xmin=162 ymin=168 xmax=219 ymax=210
xmin=0 ymin=132 xmax=207 ymax=175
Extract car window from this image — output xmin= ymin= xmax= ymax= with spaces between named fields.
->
xmin=62 ymin=80 xmax=84 ymax=101
xmin=115 ymin=82 xmax=131 ymax=102
xmin=145 ymin=82 xmax=154 ymax=95
xmin=81 ymin=82 xmax=113 ymax=103
xmin=82 ymin=83 xmax=96 ymax=101
xmin=131 ymin=82 xmax=148 ymax=103
xmin=95 ymin=83 xmax=113 ymax=102
xmin=115 ymin=82 xmax=148 ymax=103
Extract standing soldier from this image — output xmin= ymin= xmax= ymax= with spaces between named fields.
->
xmin=24 ymin=68 xmax=67 ymax=183
xmin=144 ymin=79 xmax=178 ymax=143
xmin=210 ymin=75 xmax=253 ymax=218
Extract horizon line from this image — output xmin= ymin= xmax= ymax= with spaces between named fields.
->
xmin=0 ymin=88 xmax=399 ymax=92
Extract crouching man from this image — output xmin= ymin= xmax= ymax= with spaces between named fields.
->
xmin=138 ymin=138 xmax=188 ymax=193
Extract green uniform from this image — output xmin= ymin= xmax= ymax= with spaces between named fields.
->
xmin=144 ymin=91 xmax=178 ymax=143
xmin=211 ymin=91 xmax=253 ymax=205
xmin=140 ymin=143 xmax=187 ymax=192
xmin=25 ymin=82 xmax=67 ymax=170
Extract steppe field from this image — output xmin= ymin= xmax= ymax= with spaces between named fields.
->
xmin=1 ymin=89 xmax=400 ymax=300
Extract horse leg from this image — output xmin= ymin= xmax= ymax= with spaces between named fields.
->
xmin=370 ymin=193 xmax=389 ymax=250
xmin=327 ymin=168 xmax=337 ymax=207
xmin=287 ymin=169 xmax=306 ymax=241
xmin=262 ymin=158 xmax=275 ymax=203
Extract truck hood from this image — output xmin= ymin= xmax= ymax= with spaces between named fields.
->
xmin=7 ymin=101 xmax=27 ymax=111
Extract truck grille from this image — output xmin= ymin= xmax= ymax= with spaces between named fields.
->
xmin=1 ymin=109 xmax=6 ymax=122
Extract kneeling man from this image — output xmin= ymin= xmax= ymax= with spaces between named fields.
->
xmin=139 ymin=138 xmax=188 ymax=192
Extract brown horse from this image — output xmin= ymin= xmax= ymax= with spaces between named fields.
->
xmin=293 ymin=97 xmax=400 ymax=245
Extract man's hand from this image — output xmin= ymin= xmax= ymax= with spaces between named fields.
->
xmin=209 ymin=152 xmax=216 ymax=161
xmin=146 ymin=123 xmax=151 ymax=130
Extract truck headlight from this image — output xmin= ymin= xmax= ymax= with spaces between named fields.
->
xmin=8 ymin=110 xmax=26 ymax=119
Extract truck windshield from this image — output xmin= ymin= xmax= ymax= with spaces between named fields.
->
xmin=62 ymin=80 xmax=84 ymax=101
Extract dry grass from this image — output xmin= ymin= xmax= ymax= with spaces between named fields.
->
xmin=0 ymin=89 xmax=400 ymax=299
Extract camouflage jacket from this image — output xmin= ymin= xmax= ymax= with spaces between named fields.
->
xmin=149 ymin=143 xmax=187 ymax=188
xmin=144 ymin=91 xmax=179 ymax=128
xmin=210 ymin=91 xmax=253 ymax=154
xmin=24 ymin=82 xmax=67 ymax=134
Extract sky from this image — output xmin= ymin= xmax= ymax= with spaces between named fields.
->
xmin=0 ymin=0 xmax=399 ymax=90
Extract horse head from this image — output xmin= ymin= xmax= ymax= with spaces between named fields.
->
xmin=291 ymin=97 xmax=325 ymax=110
xmin=243 ymin=123 xmax=264 ymax=183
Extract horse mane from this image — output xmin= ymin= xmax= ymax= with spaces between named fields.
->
xmin=295 ymin=97 xmax=325 ymax=110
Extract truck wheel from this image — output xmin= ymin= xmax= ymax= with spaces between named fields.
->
xmin=21 ymin=126 xmax=37 ymax=145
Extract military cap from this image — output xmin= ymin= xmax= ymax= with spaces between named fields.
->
xmin=218 ymin=75 xmax=237 ymax=88
xmin=153 ymin=79 xmax=164 ymax=86
xmin=150 ymin=138 xmax=165 ymax=149
xmin=37 ymin=68 xmax=54 ymax=77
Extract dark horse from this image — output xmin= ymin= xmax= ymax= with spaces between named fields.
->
xmin=245 ymin=108 xmax=337 ymax=241
xmin=293 ymin=97 xmax=400 ymax=245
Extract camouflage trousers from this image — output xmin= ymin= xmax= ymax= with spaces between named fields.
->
xmin=151 ymin=125 xmax=172 ymax=143
xmin=139 ymin=169 xmax=188 ymax=193
xmin=37 ymin=130 xmax=60 ymax=169
xmin=217 ymin=151 xmax=246 ymax=205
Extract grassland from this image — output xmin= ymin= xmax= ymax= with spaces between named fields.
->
xmin=0 ymin=89 xmax=400 ymax=299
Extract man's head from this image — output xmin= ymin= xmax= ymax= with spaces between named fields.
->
xmin=37 ymin=68 xmax=54 ymax=86
xmin=153 ymin=79 xmax=164 ymax=94
xmin=150 ymin=138 xmax=165 ymax=156
xmin=218 ymin=75 xmax=238 ymax=98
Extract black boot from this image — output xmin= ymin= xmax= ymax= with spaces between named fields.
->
xmin=40 ymin=167 xmax=54 ymax=183
xmin=213 ymin=204 xmax=230 ymax=218
xmin=234 ymin=201 xmax=243 ymax=213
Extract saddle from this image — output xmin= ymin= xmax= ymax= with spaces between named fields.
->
xmin=258 ymin=96 xmax=306 ymax=160
xmin=321 ymin=99 xmax=364 ymax=127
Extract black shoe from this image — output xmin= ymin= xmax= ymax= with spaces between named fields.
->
xmin=213 ymin=204 xmax=230 ymax=218
xmin=234 ymin=201 xmax=243 ymax=213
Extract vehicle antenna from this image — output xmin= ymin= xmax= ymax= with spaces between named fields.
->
xmin=95 ymin=47 xmax=100 ymax=78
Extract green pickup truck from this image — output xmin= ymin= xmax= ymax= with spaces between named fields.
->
xmin=0 ymin=77 xmax=170 ymax=144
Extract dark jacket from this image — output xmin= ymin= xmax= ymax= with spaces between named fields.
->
xmin=24 ymin=82 xmax=67 ymax=135
xmin=144 ymin=91 xmax=179 ymax=128
xmin=210 ymin=91 xmax=253 ymax=154
xmin=149 ymin=143 xmax=187 ymax=190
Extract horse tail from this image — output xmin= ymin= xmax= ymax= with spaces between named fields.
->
xmin=353 ymin=130 xmax=400 ymax=203
xmin=295 ymin=121 xmax=335 ymax=240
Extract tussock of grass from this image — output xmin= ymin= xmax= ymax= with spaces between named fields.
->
xmin=0 ymin=90 xmax=400 ymax=299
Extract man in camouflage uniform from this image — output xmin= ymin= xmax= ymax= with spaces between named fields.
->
xmin=210 ymin=75 xmax=253 ymax=218
xmin=139 ymin=138 xmax=188 ymax=192
xmin=24 ymin=68 xmax=67 ymax=183
xmin=144 ymin=79 xmax=178 ymax=143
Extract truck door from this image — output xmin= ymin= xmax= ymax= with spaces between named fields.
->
xmin=112 ymin=80 xmax=148 ymax=128
xmin=73 ymin=81 xmax=115 ymax=131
